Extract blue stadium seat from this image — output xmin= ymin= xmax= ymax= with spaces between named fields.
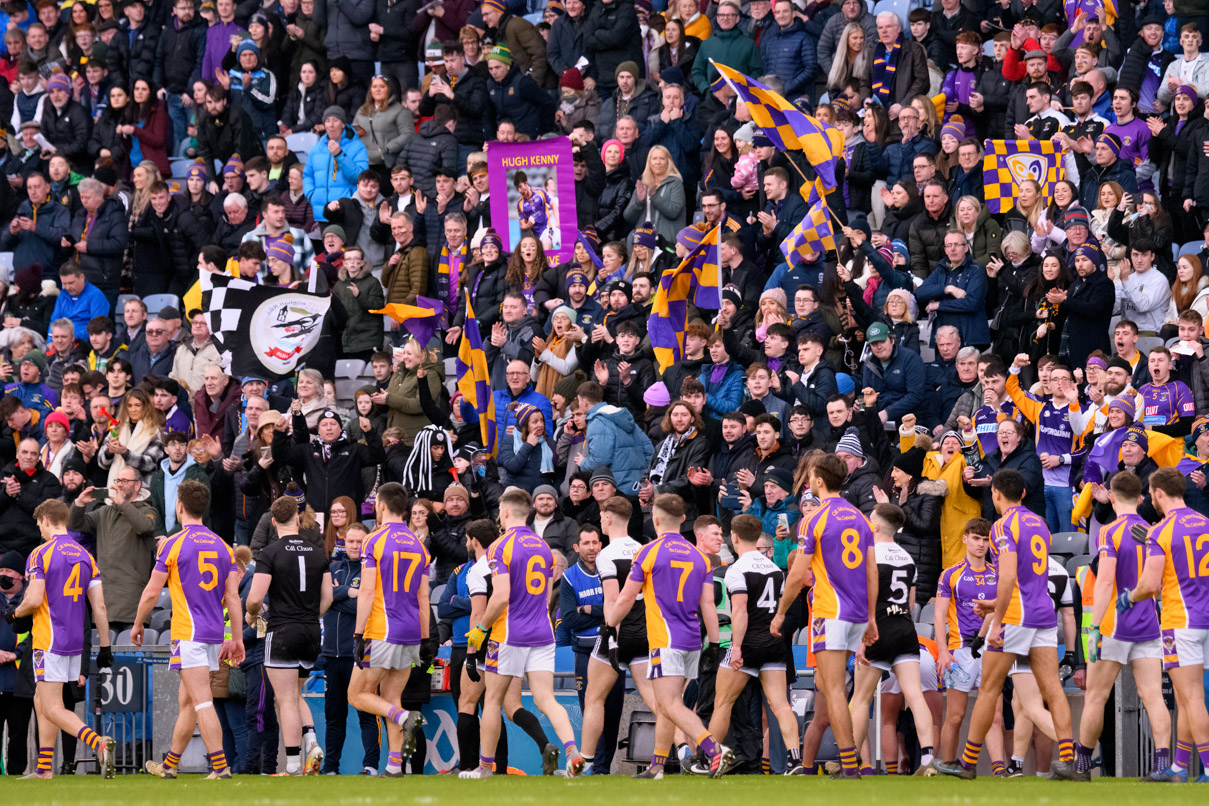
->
xmin=1180 ymin=241 xmax=1203 ymax=257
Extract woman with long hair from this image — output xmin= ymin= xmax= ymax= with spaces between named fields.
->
xmin=641 ymin=398 xmax=709 ymax=521
xmin=295 ymin=368 xmax=327 ymax=432
xmin=880 ymin=180 xmax=921 ymax=243
xmin=826 ymin=22 xmax=873 ymax=101
xmin=505 ymin=235 xmax=547 ymax=317
xmin=534 ymin=307 xmax=580 ymax=400
xmin=623 ymin=144 xmax=686 ymax=245
xmin=353 ymin=74 xmax=412 ymax=181
xmin=701 ymin=125 xmax=739 ymax=205
xmin=1107 ymin=190 xmax=1177 ymax=280
xmin=409 ymin=499 xmax=435 ymax=542
xmin=650 ymin=17 xmax=701 ymax=78
xmin=1023 ymin=251 xmax=1072 ymax=360
xmin=281 ymin=60 xmax=326 ymax=135
xmin=1168 ymin=254 xmax=1209 ymax=322
xmin=1028 ymin=179 xmax=1078 ymax=254
xmin=848 ymin=104 xmax=887 ymax=214
xmin=89 ymin=84 xmax=134 ymax=176
xmin=1003 ymin=178 xmax=1044 ymax=235
xmin=1091 ymin=181 xmax=1129 ymax=272
xmin=128 ymin=160 xmax=164 ymax=222
xmin=911 ymin=94 xmax=940 ymax=141
xmin=325 ymin=56 xmax=364 ymax=120
xmin=126 ymin=78 xmax=171 ymax=175
xmin=323 ymin=495 xmax=358 ymax=556
xmin=98 ymin=387 xmax=165 ymax=486
xmin=951 ymin=195 xmax=1002 ymax=269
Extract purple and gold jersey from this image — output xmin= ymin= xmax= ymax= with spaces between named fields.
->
xmin=797 ymin=497 xmax=873 ymax=623
xmin=363 ymin=523 xmax=430 ymax=644
xmin=629 ymin=532 xmax=710 ymax=652
xmin=1095 ymin=514 xmax=1160 ymax=641
xmin=1006 ymin=371 xmax=1082 ymax=487
xmin=992 ymin=505 xmax=1056 ymax=629
xmin=973 ymin=399 xmax=1021 ymax=458
xmin=154 ymin=525 xmax=235 ymax=644
xmin=1138 ymin=380 xmax=1195 ymax=428
xmin=518 ymin=188 xmax=550 ymax=232
xmin=1147 ymin=507 xmax=1209 ymax=630
xmin=936 ymin=559 xmax=996 ymax=650
xmin=487 ymin=527 xmax=555 ymax=647
xmin=26 ymin=535 xmax=99 ymax=655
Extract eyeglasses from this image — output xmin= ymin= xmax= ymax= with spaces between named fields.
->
xmin=716 ymin=11 xmax=738 ymax=17
xmin=146 ymin=328 xmax=165 ymax=335
xmin=506 ymin=371 xmax=529 ymax=377
xmin=758 ymin=546 xmax=774 ymax=555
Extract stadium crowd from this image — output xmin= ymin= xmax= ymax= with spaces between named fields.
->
xmin=1 ymin=0 xmax=1209 ymax=783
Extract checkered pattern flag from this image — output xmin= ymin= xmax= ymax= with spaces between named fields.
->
xmin=982 ymin=139 xmax=1063 ymax=214
xmin=199 ymin=272 xmax=331 ymax=381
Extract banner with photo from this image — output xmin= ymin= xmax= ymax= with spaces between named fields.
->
xmin=487 ymin=137 xmax=578 ymax=262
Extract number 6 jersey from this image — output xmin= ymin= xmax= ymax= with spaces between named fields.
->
xmin=486 ymin=526 xmax=554 ymax=647
xmin=155 ymin=525 xmax=235 ymax=644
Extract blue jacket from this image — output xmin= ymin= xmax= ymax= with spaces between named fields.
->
xmin=579 ymin=401 xmax=654 ymax=495
xmin=497 ymin=431 xmax=556 ymax=492
xmin=0 ymin=196 xmax=68 ymax=271
xmin=748 ymin=496 xmax=799 ymax=570
xmin=698 ymin=362 xmax=745 ymax=419
xmin=884 ymin=133 xmax=938 ymax=186
xmin=914 ymin=252 xmax=989 ymax=348
xmin=47 ymin=281 xmax=109 ymax=339
xmin=557 ymin=559 xmax=603 ymax=652
xmin=302 ymin=124 xmax=369 ymax=222
xmin=760 ymin=19 xmax=818 ymax=97
xmin=4 ymin=380 xmax=55 ymax=418
xmin=862 ymin=341 xmax=927 ymax=423
xmin=764 ymin=257 xmax=826 ymax=301
xmin=322 ymin=554 xmax=361 ymax=658
xmin=493 ymin=385 xmax=555 ymax=440
xmin=437 ymin=560 xmax=475 ymax=647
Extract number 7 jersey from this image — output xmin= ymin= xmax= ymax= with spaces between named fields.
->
xmin=364 ymin=523 xmax=431 ymax=644
xmin=487 ymin=527 xmax=555 ymax=647
xmin=628 ymin=531 xmax=711 ymax=652
xmin=155 ymin=525 xmax=235 ymax=644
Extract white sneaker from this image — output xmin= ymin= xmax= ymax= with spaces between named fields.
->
xmin=458 ymin=766 xmax=494 ymax=779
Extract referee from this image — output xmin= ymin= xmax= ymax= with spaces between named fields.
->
xmin=246 ymin=496 xmax=334 ymax=776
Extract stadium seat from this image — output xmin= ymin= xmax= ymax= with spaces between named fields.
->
xmin=335 ymin=359 xmax=365 ymax=379
xmin=92 ymin=629 xmax=117 ymax=647
xmin=170 ymin=158 xmax=193 ymax=178
xmin=1180 ymin=241 xmax=1203 ymax=256
xmin=150 ymin=610 xmax=172 ymax=633
xmin=157 ymin=630 xmax=173 ymax=646
xmin=143 ymin=293 xmax=182 ymax=316
xmin=116 ymin=293 xmax=140 ymax=314
xmin=1050 ymin=531 xmax=1087 ymax=557
xmin=431 ymin=584 xmax=446 ymax=604
xmin=1172 ymin=244 xmax=1180 ymax=261
xmin=984 ymin=39 xmax=995 ymax=58
xmin=142 ymin=629 xmax=159 ymax=645
xmin=156 ymin=588 xmax=172 ymax=610
xmin=116 ymin=629 xmax=133 ymax=645
xmin=1065 ymin=554 xmax=1092 ymax=577
xmin=285 ymin=132 xmax=319 ymax=158
xmin=918 ymin=601 xmax=935 ymax=626
xmin=915 ymin=622 xmax=934 ymax=639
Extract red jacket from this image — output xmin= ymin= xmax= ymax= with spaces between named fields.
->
xmin=192 ymin=377 xmax=242 ymax=440
xmin=130 ymin=100 xmax=171 ymax=176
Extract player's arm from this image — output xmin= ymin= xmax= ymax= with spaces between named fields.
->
xmin=863 ymin=544 xmax=879 ymax=644
xmin=13 ymin=578 xmax=43 ymax=618
xmin=1060 ymin=605 xmax=1076 ymax=649
xmin=319 ymin=571 xmax=334 ymax=618
xmin=130 ymin=568 xmax=169 ymax=644
xmin=1090 ymin=553 xmax=1116 ymax=628
xmin=478 ymin=571 xmax=510 ymax=636
xmin=222 ymin=569 xmax=245 ymax=664
xmin=354 ymin=564 xmax=377 ymax=633
xmin=244 ymin=571 xmax=271 ymax=622
xmin=988 ymin=547 xmax=1017 ymax=644
xmin=775 ymin=550 xmax=812 ymax=618
xmin=86 ymin=581 xmax=111 ymax=647
xmin=933 ymin=592 xmax=953 ymax=671
xmin=728 ymin=592 xmax=748 ymax=666
xmin=417 ymin=573 xmax=430 ymax=641
xmin=606 ymin=576 xmax=641 ymax=628
xmin=699 ymin=579 xmax=720 ymax=644
xmin=1129 ymin=552 xmax=1164 ymax=602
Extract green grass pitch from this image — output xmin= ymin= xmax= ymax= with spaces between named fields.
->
xmin=6 ymin=775 xmax=1208 ymax=806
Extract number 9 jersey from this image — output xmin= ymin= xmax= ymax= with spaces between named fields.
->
xmin=155 ymin=525 xmax=235 ymax=644
xmin=992 ymin=505 xmax=1056 ymax=630
xmin=364 ymin=523 xmax=431 ymax=644
xmin=487 ymin=527 xmax=555 ymax=647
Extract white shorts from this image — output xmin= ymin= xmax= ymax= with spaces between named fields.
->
xmin=995 ymin=624 xmax=1058 ymax=657
xmin=879 ymin=649 xmax=939 ymax=693
xmin=170 ymin=639 xmax=220 ymax=671
xmin=1162 ymin=628 xmax=1209 ymax=670
xmin=32 ymin=649 xmax=82 ymax=683
xmin=943 ymin=646 xmax=983 ymax=693
xmin=1100 ymin=635 xmax=1161 ymax=665
xmin=485 ymin=641 xmax=556 ymax=677
xmin=366 ymin=640 xmax=420 ymax=671
xmin=811 ymin=618 xmax=865 ymax=654
xmin=648 ymin=647 xmax=699 ymax=679
xmin=721 ymin=645 xmax=788 ymax=678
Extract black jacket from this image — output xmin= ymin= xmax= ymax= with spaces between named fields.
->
xmin=428 ymin=510 xmax=471 ymax=586
xmin=418 ymin=68 xmax=490 ymax=148
xmin=196 ymin=103 xmax=265 ymax=169
xmin=272 ymin=412 xmax=387 ymax=513
xmin=594 ymin=164 xmax=634 ymax=242
xmin=69 ymin=197 xmax=128 ymax=294
xmin=322 ymin=554 xmax=361 ymax=658
xmin=840 ymin=458 xmax=881 ymax=516
xmin=281 ymin=80 xmax=326 ymax=134
xmin=965 ymin=442 xmax=1045 ymax=520
xmin=129 ymin=204 xmax=191 ymax=295
xmin=42 ymin=99 xmax=93 ymax=172
xmin=527 ymin=509 xmax=579 ymax=554
xmin=582 ymin=0 xmax=643 ymax=93
xmin=1117 ymin=40 xmax=1175 ymax=101
xmin=650 ymin=429 xmax=711 ymax=524
xmin=396 ymin=119 xmax=458 ymax=197
xmin=895 ymin=479 xmax=945 ymax=602
xmin=0 ymin=461 xmax=63 ymax=558
xmin=1061 ymin=267 xmax=1115 ymax=369
xmin=154 ymin=15 xmax=205 ymax=94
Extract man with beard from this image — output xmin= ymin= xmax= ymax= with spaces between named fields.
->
xmin=1073 ymin=356 xmax=1143 ymax=436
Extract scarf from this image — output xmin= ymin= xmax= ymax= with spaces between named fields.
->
xmin=106 ymin=418 xmax=158 ymax=487
xmin=872 ymin=35 xmax=902 ymax=104
xmin=650 ymin=427 xmax=695 ymax=485
xmin=535 ymin=335 xmax=574 ymax=400
xmin=512 ymin=426 xmax=555 ymax=473
xmin=709 ymin=362 xmax=730 ymax=384
xmin=438 ymin=240 xmax=466 ymax=312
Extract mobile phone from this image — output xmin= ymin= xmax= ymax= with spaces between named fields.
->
xmin=260 ymin=446 xmax=271 ymax=458
xmin=777 ymin=513 xmax=789 ymax=532
xmin=63 ymin=234 xmax=77 ymax=246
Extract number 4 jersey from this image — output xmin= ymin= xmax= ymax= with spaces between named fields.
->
xmin=487 ymin=526 xmax=555 ymax=647
xmin=155 ymin=525 xmax=236 ymax=644
xmin=26 ymin=534 xmax=100 ymax=656
xmin=723 ymin=550 xmax=784 ymax=656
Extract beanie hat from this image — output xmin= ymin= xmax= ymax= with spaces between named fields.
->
xmin=425 ymin=42 xmax=444 ymax=66
xmin=1074 ymin=243 xmax=1105 ymax=271
xmin=486 ymin=44 xmax=512 ymax=66
xmin=606 ymin=279 xmax=632 ymax=301
xmin=284 ymin=482 xmax=307 ymax=511
xmin=93 ymin=164 xmax=118 ymax=187
xmin=762 ymin=467 xmax=794 ymax=493
xmin=0 ymin=550 xmax=23 ymax=572
xmin=1122 ymin=425 xmax=1148 ymax=452
xmin=46 ymin=71 xmax=70 ymax=93
xmin=223 ymin=153 xmax=244 ymax=178
xmin=318 ymin=408 xmax=342 ymax=428
xmin=848 ymin=212 xmax=871 ymax=240
xmin=677 ymin=225 xmax=705 ymax=251
xmin=482 ymin=0 xmax=506 ymax=13
xmin=267 ymin=234 xmax=296 ymax=264
xmin=893 ymin=445 xmax=926 ymax=477
xmin=551 ymin=305 xmax=577 ymax=326
xmin=566 ymin=270 xmax=588 ymax=287
xmin=580 ymin=225 xmax=601 ymax=254
xmin=322 ymin=105 xmax=347 ymax=124
xmin=721 ymin=284 xmax=743 ymax=309
xmin=759 ymin=286 xmax=787 ymax=310
xmin=835 ymin=427 xmax=864 ymax=459
xmin=1105 ymin=356 xmax=1131 ymax=374
xmin=633 ymin=221 xmax=657 ymax=250
xmin=554 ymin=372 xmax=582 ymax=403
xmin=444 ymin=483 xmax=470 ymax=504
xmin=235 ymin=38 xmax=259 ymax=60
xmin=739 ymin=399 xmax=766 ymax=418
xmin=330 ymin=55 xmax=353 ymax=75
xmin=835 ymin=372 xmax=855 ymax=395
xmin=533 ymin=484 xmax=559 ymax=501
xmin=589 ymin=466 xmax=616 ymax=487
xmin=545 ymin=0 xmax=565 ymax=13
xmin=322 ymin=224 xmax=346 ymax=242
xmin=559 ymin=67 xmax=584 ymax=91
xmin=659 ymin=65 xmax=686 ymax=87
xmin=1192 ymin=416 xmax=1209 ymax=442
xmin=709 ymin=74 xmax=729 ymax=94
xmin=20 ymin=349 xmax=45 ymax=375
xmin=752 ymin=129 xmax=773 ymax=148
xmin=634 ymin=0 xmax=651 ymax=20
xmin=1063 ymin=206 xmax=1090 ymax=229
xmin=602 ymin=138 xmax=624 ymax=162
xmin=1086 ymin=356 xmax=1108 ymax=371
xmin=940 ymin=117 xmax=965 ymax=143
xmin=481 ymin=229 xmax=503 ymax=252
xmin=643 ymin=381 xmax=670 ymax=407
xmin=186 ymin=160 xmax=210 ymax=183
xmin=44 ymin=410 xmax=70 ymax=431
xmin=1107 ymin=396 xmax=1135 ymax=420
xmin=615 ymin=60 xmax=640 ymax=80
xmin=891 ymin=238 xmax=910 ymax=263
xmin=1096 ymin=132 xmax=1122 ymax=157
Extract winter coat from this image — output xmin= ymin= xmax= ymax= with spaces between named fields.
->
xmin=496 ymin=14 xmax=548 ymax=85
xmin=354 ymin=103 xmax=414 ymax=167
xmin=68 ymin=197 xmax=128 ymax=295
xmin=193 ymin=378 xmax=242 ymax=440
xmin=862 ymin=341 xmax=927 ymax=424
xmin=88 ymin=108 xmax=132 ymax=177
xmin=42 ymin=99 xmax=92 ymax=172
xmin=595 ymin=164 xmax=634 ymax=242
xmin=302 ymin=124 xmax=370 ymax=222
xmin=281 ymin=80 xmax=326 ymax=133
xmin=396 ymin=119 xmax=458 ymax=197
xmin=498 ymin=431 xmax=557 ymax=491
xmin=0 ymin=460 xmax=62 ymax=558
xmin=582 ymin=0 xmax=643 ymax=93
xmin=129 ymin=101 xmax=172 ymax=176
xmin=528 ymin=509 xmax=579 ymax=554
xmin=273 ymin=412 xmax=387 ymax=513
xmin=1117 ymin=40 xmax=1175 ymax=101
xmin=196 ymin=103 xmax=264 ymax=169
xmin=817 ymin=7 xmax=877 ymax=74
xmin=896 ymin=478 xmax=945 ymax=601
xmin=322 ymin=0 xmax=376 ymax=63
xmin=417 ymin=68 xmax=490 ymax=147
xmin=579 ymin=401 xmax=654 ymax=495
xmin=385 ymin=358 xmax=445 ymax=445
xmin=1062 ymin=267 xmax=1115 ymax=369
xmin=650 ymin=428 xmax=711 ymax=522
xmin=155 ymin=15 xmax=205 ymax=94
xmin=951 ymin=207 xmax=1002 ymax=271
xmin=598 ymin=81 xmax=660 ymax=138
xmin=840 ymin=458 xmax=881 ymax=515
xmin=66 ymin=493 xmax=157 ymax=624
xmin=331 ymin=272 xmax=386 ymax=355
xmin=915 ymin=251 xmax=990 ymax=348
xmin=323 ymin=554 xmax=361 ymax=657
xmin=759 ymin=19 xmax=817 ymax=97
xmin=129 ymin=204 xmax=191 ymax=297
xmin=486 ymin=65 xmax=555 ymax=140
xmin=547 ymin=13 xmax=588 ymax=77
xmin=382 ymin=242 xmax=429 ymax=306
xmin=692 ymin=27 xmax=763 ymax=94
xmin=0 ymin=195 xmax=67 ymax=271
xmin=147 ymin=458 xmax=212 ymax=534
xmin=697 ymin=362 xmax=745 ymax=419
xmin=622 ymin=174 xmax=686 ymax=245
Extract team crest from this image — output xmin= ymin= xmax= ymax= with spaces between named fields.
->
xmin=248 ymin=294 xmax=328 ymax=373
xmin=1004 ymin=152 xmax=1049 ymax=187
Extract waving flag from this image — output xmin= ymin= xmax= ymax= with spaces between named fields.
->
xmin=200 ymin=272 xmax=330 ymax=381
xmin=456 ymin=290 xmax=497 ymax=456
xmin=648 ymin=227 xmax=721 ymax=373
xmin=710 ymin=61 xmax=844 ymax=195
xmin=372 ymin=295 xmax=445 ymax=346
xmin=781 ymin=199 xmax=836 ymax=265
xmin=982 ymin=139 xmax=1064 ymax=214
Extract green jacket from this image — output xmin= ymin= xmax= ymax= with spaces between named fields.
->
xmin=385 ymin=358 xmax=445 ymax=445
xmin=692 ymin=27 xmax=763 ymax=94
xmin=332 ymin=272 xmax=387 ymax=355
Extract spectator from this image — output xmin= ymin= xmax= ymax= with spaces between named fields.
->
xmin=1 ymin=173 xmax=67 ymax=272
xmin=384 ymin=340 xmax=443 ymax=446
xmin=272 ymin=405 xmax=386 ymax=515
xmin=479 ymin=0 xmax=548 ymax=86
xmin=691 ymin=0 xmax=762 ymax=94
xmin=582 ymin=0 xmax=642 ymax=98
xmin=761 ymin=0 xmax=818 ymax=98
xmin=484 ymin=46 xmax=555 ymax=141
xmin=548 ymin=0 xmax=589 ymax=78
xmin=196 ymin=84 xmax=265 ymax=172
xmin=429 ymin=483 xmax=472 ymax=586
xmin=303 ymin=106 xmax=370 ymax=222
xmin=818 ymin=0 xmax=877 ymax=76
xmin=63 ymin=177 xmax=127 ymax=306
xmin=354 ymin=75 xmax=413 ymax=177
xmin=862 ymin=321 xmax=926 ymax=425
xmin=870 ymin=12 xmax=929 ymax=128
xmin=907 ymin=180 xmax=951 ymax=278
xmin=963 ymin=417 xmax=1044 ymax=519
xmin=915 ymin=230 xmax=989 ymax=349
xmin=576 ymin=380 xmax=653 ymax=495
xmin=194 ymin=364 xmax=241 ymax=440
xmin=129 ymin=317 xmax=174 ymax=384
xmin=420 ymin=42 xmax=489 ymax=156
xmin=397 ymin=105 xmax=459 ymax=198
xmin=97 ymin=387 xmax=165 ymax=486
xmin=147 ymin=429 xmax=210 ymax=535
xmin=528 ymin=483 xmax=578 ymax=552
xmin=47 ymin=264 xmax=108 ymax=341
xmin=0 ymin=438 xmax=62 ymax=558
xmin=42 ymin=71 xmax=92 ymax=173
xmin=598 ymin=63 xmax=659 ymax=138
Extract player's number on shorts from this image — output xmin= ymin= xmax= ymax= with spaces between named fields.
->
xmin=840 ymin=529 xmax=862 ymax=569
xmin=526 ymin=555 xmax=547 ymax=594
xmin=889 ymin=569 xmax=909 ymax=605
xmin=198 ymin=551 xmax=219 ymax=591
xmin=1182 ymin=535 xmax=1209 ymax=578
xmin=1031 ymin=535 xmax=1046 ymax=575
xmin=62 ymin=564 xmax=83 ymax=602
xmin=392 ymin=551 xmax=423 ymax=593
xmin=670 ymin=560 xmax=693 ymax=602
xmin=757 ymin=578 xmax=777 ymax=613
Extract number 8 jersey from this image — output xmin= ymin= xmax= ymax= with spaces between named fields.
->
xmin=797 ymin=497 xmax=873 ymax=623
xmin=992 ymin=505 xmax=1056 ymax=629
xmin=486 ymin=527 xmax=555 ymax=647
xmin=364 ymin=523 xmax=431 ymax=645
xmin=155 ymin=525 xmax=235 ymax=644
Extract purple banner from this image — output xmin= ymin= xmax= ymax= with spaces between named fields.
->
xmin=487 ymin=137 xmax=578 ymax=262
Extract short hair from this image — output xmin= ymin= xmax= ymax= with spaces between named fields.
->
xmin=244 ymin=156 xmax=268 ymax=174
xmin=466 ymin=518 xmax=496 ymax=548
xmin=765 ymin=166 xmax=789 ymax=184
xmin=652 ymin=493 xmax=685 ymax=521
xmin=1109 ymin=470 xmax=1142 ymax=502
xmin=616 ymin=320 xmax=642 ymax=338
xmin=798 ymin=330 xmax=825 ymax=349
xmin=271 ymin=496 xmax=299 ymax=524
xmin=694 ymin=514 xmax=721 ymax=533
xmin=1149 ymin=345 xmax=1172 ymax=361
xmin=1027 ymin=81 xmax=1051 ymax=97
xmin=357 ymin=169 xmax=380 ymax=185
xmin=908 ymin=7 xmax=929 ymax=23
xmin=261 ymin=192 xmax=285 ymax=209
xmin=377 ymin=481 xmax=410 ymax=517
xmin=164 ymin=430 xmax=189 ymax=445
xmin=991 ymin=468 xmax=1026 ymax=502
xmin=148 ymin=181 xmax=169 ymax=195
xmin=433 ymin=105 xmax=458 ymax=128
xmin=766 ymin=323 xmax=793 ymax=343
xmin=600 ymin=495 xmax=633 ymax=521
xmin=753 ymin=413 xmax=780 ymax=432
xmin=730 ymin=513 xmax=762 ymax=544
xmin=811 ymin=454 xmax=847 ymax=491
xmin=86 ymin=315 xmax=115 ymax=336
xmin=575 ymin=524 xmax=601 ymax=544
xmin=964 ymin=517 xmax=992 ymax=536
xmin=499 ymin=487 xmax=533 ymax=518
xmin=1181 ymin=22 xmax=1201 ymax=36
xmin=680 ymin=377 xmax=705 ymax=397
xmin=872 ymin=502 xmax=905 ymax=533
xmin=1149 ymin=467 xmax=1187 ymax=499
xmin=981 ymin=356 xmax=1006 ymax=379
xmin=576 ymin=381 xmax=603 ymax=404
xmin=1131 ymin=238 xmax=1156 ymax=255
xmin=200 ymin=244 xmax=227 ymax=268
xmin=33 ymin=498 xmax=70 ymax=526
xmin=59 ymin=262 xmax=84 ymax=279
xmin=224 ymin=192 xmax=247 ymax=210
xmin=502 ymin=290 xmax=527 ymax=307
xmin=1179 ymin=309 xmax=1204 ymax=328
xmin=745 ymin=362 xmax=772 ymax=379
xmin=238 ymin=241 xmax=266 ymax=261
xmin=1115 ymin=319 xmax=1139 ymax=335
xmin=50 ymin=317 xmax=75 ymax=335
xmin=442 ymin=39 xmax=465 ymax=56
xmin=0 ymin=396 xmax=23 ymax=420
xmin=1071 ymin=80 xmax=1093 ymax=98
xmin=177 ymin=480 xmax=211 ymax=518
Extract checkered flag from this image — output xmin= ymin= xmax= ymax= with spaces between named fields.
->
xmin=199 ymin=272 xmax=331 ymax=381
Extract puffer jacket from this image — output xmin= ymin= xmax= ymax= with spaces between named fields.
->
xmin=322 ymin=553 xmax=361 ymax=657
xmin=302 ymin=123 xmax=370 ymax=221
xmin=281 ymin=80 xmax=326 ymax=133
xmin=839 ymin=458 xmax=880 ymax=516
xmin=418 ymin=68 xmax=490 ymax=147
xmin=691 ymin=26 xmax=763 ymax=94
xmin=759 ymin=19 xmax=817 ymax=97
xmin=595 ymin=164 xmax=634 ymax=242
xmin=322 ymin=0 xmax=376 ymax=63
xmin=353 ymin=103 xmax=414 ymax=167
xmin=697 ymin=361 xmax=745 ymax=419
xmin=861 ymin=341 xmax=927 ymax=423
xmin=498 ymin=431 xmax=558 ymax=491
xmin=272 ymin=412 xmax=387 ymax=513
xmin=382 ymin=242 xmax=429 ymax=306
xmin=396 ymin=119 xmax=458 ymax=197
xmin=384 ymin=357 xmax=445 ymax=445
xmin=895 ymin=479 xmax=945 ymax=603
xmin=0 ymin=461 xmax=63 ymax=557
xmin=486 ymin=65 xmax=555 ymax=139
xmin=69 ymin=197 xmax=128 ymax=295
xmin=579 ymin=401 xmax=654 ymax=495
xmin=331 ymin=272 xmax=386 ymax=355
xmin=582 ymin=0 xmax=643 ymax=94
xmin=41 ymin=99 xmax=92 ymax=172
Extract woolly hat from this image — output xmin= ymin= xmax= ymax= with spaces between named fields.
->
xmin=633 ymin=222 xmax=657 ymax=250
xmin=1086 ymin=356 xmax=1108 ymax=371
xmin=940 ymin=117 xmax=965 ymax=143
xmin=46 ymin=71 xmax=70 ymax=93
xmin=1063 ymin=206 xmax=1090 ymax=229
xmin=709 ymin=74 xmax=729 ymax=94
xmin=659 ymin=65 xmax=686 ymax=87
xmin=739 ymin=399 xmax=766 ymax=418
xmin=1176 ymin=84 xmax=1199 ymax=103
xmin=758 ymin=286 xmax=786 ymax=310
xmin=893 ymin=445 xmax=927 ymax=477
xmin=1096 ymin=132 xmax=1122 ymax=157
xmin=93 ymin=164 xmax=118 ymax=187
xmin=580 ymin=225 xmax=601 ymax=254
xmin=643 ymin=381 xmax=670 ymax=407
xmin=533 ymin=484 xmax=559 ymax=501
xmin=223 ymin=153 xmax=244 ymax=177
xmin=1107 ymin=396 xmax=1135 ymax=420
xmin=186 ymin=161 xmax=210 ymax=183
xmin=235 ymin=38 xmax=259 ymax=60
xmin=589 ymin=466 xmax=616 ymax=487
xmin=891 ymin=238 xmax=910 ymax=263
xmin=482 ymin=0 xmax=506 ymax=14
xmin=559 ymin=67 xmax=584 ymax=91
xmin=486 ymin=44 xmax=512 ymax=66
xmin=44 ymin=410 xmax=70 ymax=431
xmin=1074 ymin=243 xmax=1105 ymax=271
xmin=551 ymin=305 xmax=577 ymax=325
xmin=1105 ymin=356 xmax=1132 ymax=374
xmin=677 ymin=225 xmax=705 ymax=251
xmin=322 ymin=105 xmax=347 ymax=124
xmin=318 ymin=409 xmax=342 ymax=428
xmin=752 ymin=129 xmax=773 ymax=148
xmin=835 ymin=427 xmax=864 ymax=459
xmin=602 ymin=138 xmax=624 ymax=162
xmin=721 ymin=284 xmax=743 ymax=309
xmin=20 ymin=349 xmax=45 ymax=374
xmin=835 ymin=372 xmax=855 ymax=395
xmin=284 ymin=482 xmax=307 ymax=510
xmin=0 ymin=550 xmax=23 ymax=572
xmin=762 ymin=467 xmax=794 ymax=493
xmin=1192 ymin=416 xmax=1209 ymax=442
xmin=545 ymin=0 xmax=565 ymax=13
xmin=1122 ymin=425 xmax=1148 ymax=451
xmin=606 ymin=279 xmax=632 ymax=300
xmin=323 ymin=224 xmax=346 ymax=241
xmin=425 ymin=41 xmax=444 ymax=66
xmin=267 ymin=234 xmax=295 ymax=265
xmin=554 ymin=373 xmax=582 ymax=403
xmin=566 ymin=270 xmax=589 ymax=287
xmin=614 ymin=60 xmax=640 ymax=80
xmin=481 ymin=229 xmax=503 ymax=252
xmin=444 ymin=483 xmax=470 ymax=504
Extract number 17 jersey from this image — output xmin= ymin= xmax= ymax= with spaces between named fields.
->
xmin=364 ymin=523 xmax=430 ymax=644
